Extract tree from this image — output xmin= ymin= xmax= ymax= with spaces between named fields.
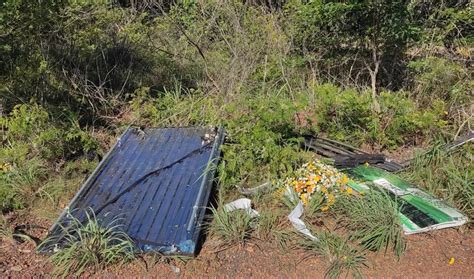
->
xmin=0 ymin=0 xmax=67 ymax=110
xmin=290 ymin=0 xmax=419 ymax=112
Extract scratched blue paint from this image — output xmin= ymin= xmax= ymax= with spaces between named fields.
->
xmin=44 ymin=126 xmax=224 ymax=255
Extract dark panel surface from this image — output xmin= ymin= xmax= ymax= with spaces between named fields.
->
xmin=44 ymin=126 xmax=224 ymax=255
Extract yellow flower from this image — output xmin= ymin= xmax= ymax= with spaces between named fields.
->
xmin=327 ymin=193 xmax=335 ymax=204
xmin=342 ymin=175 xmax=349 ymax=184
xmin=301 ymin=194 xmax=308 ymax=205
xmin=276 ymin=187 xmax=287 ymax=198
xmin=448 ymin=257 xmax=455 ymax=265
xmin=0 ymin=163 xmax=12 ymax=172
xmin=346 ymin=187 xmax=353 ymax=194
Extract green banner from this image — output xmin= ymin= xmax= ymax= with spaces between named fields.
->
xmin=346 ymin=166 xmax=468 ymax=234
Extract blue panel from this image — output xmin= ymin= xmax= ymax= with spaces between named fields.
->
xmin=43 ymin=126 xmax=224 ymax=255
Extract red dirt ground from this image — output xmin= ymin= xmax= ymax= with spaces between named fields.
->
xmin=1 ymin=146 xmax=471 ymax=278
xmin=1 ymin=211 xmax=473 ymax=278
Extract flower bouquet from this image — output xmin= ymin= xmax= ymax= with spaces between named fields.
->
xmin=282 ymin=160 xmax=351 ymax=212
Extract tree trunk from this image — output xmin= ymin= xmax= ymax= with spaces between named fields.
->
xmin=369 ymin=49 xmax=381 ymax=114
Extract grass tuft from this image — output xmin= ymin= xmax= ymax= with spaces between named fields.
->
xmin=0 ymin=159 xmax=48 ymax=212
xmin=40 ymin=210 xmax=135 ymax=278
xmin=0 ymin=214 xmax=13 ymax=239
xmin=209 ymin=205 xmax=255 ymax=246
xmin=335 ymin=191 xmax=406 ymax=258
xmin=255 ymin=209 xmax=293 ymax=249
xmin=255 ymin=209 xmax=279 ymax=240
xmin=300 ymin=232 xmax=367 ymax=279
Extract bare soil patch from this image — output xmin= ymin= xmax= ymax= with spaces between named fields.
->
xmin=1 ymin=213 xmax=472 ymax=278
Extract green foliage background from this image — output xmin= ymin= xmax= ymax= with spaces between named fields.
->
xmin=0 ymin=0 xmax=472 ymax=231
xmin=0 ymin=1 xmax=472 ymax=277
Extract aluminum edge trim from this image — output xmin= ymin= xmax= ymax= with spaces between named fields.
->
xmin=186 ymin=126 xmax=225 ymax=232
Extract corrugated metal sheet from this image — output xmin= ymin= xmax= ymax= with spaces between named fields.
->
xmin=303 ymin=136 xmax=405 ymax=172
xmin=43 ymin=126 xmax=224 ymax=255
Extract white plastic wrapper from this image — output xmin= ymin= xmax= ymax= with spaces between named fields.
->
xmin=224 ymin=198 xmax=259 ymax=217
xmin=224 ymin=198 xmax=317 ymax=241
xmin=288 ymin=200 xmax=318 ymax=241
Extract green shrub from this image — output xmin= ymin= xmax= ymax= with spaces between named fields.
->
xmin=1 ymin=103 xmax=65 ymax=163
xmin=0 ymin=103 xmax=98 ymax=163
xmin=63 ymin=121 xmax=99 ymax=157
xmin=310 ymin=84 xmax=448 ymax=148
xmin=315 ymin=87 xmax=374 ymax=144
xmin=0 ymin=103 xmax=99 ymax=212
xmin=0 ymin=103 xmax=49 ymax=142
xmin=377 ymin=91 xmax=447 ymax=146
xmin=218 ymin=94 xmax=309 ymax=188
xmin=408 ymin=57 xmax=471 ymax=107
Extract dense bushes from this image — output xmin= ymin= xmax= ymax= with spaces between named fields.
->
xmin=306 ymin=85 xmax=447 ymax=147
xmin=0 ymin=104 xmax=98 ymax=211
xmin=409 ymin=57 xmax=472 ymax=107
xmin=1 ymin=1 xmax=470 ymax=130
xmin=0 ymin=1 xmax=471 ymax=276
xmin=0 ymin=104 xmax=97 ymax=163
xmin=0 ymin=0 xmax=471 ymax=217
xmin=287 ymin=0 xmax=418 ymax=96
xmin=0 ymin=1 xmax=199 ymax=121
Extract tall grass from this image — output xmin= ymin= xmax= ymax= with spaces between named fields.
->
xmin=335 ymin=191 xmax=406 ymax=258
xmin=404 ymin=144 xmax=473 ymax=221
xmin=0 ymin=158 xmax=48 ymax=212
xmin=40 ymin=210 xmax=135 ymax=278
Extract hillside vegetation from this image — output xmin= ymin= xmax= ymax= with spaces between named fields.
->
xmin=0 ymin=0 xmax=472 ymax=277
